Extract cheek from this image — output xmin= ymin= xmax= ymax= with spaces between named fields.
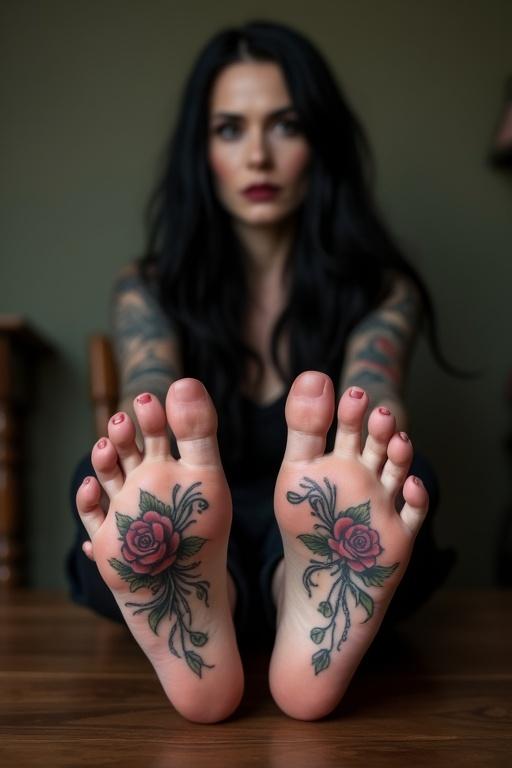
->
xmin=208 ymin=145 xmax=237 ymax=188
xmin=282 ymin=143 xmax=311 ymax=181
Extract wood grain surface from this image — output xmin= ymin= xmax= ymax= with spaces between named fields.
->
xmin=1 ymin=589 xmax=511 ymax=767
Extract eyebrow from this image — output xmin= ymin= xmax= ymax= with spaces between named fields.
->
xmin=211 ymin=106 xmax=297 ymax=120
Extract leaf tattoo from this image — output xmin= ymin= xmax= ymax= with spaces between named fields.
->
xmin=288 ymin=477 xmax=399 ymax=675
xmin=108 ymin=482 xmax=213 ymax=677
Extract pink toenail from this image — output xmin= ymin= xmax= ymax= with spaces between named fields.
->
xmin=293 ymin=372 xmax=325 ymax=398
xmin=97 ymin=438 xmax=107 ymax=449
xmin=379 ymin=407 xmax=391 ymax=416
xmin=173 ymin=378 xmax=206 ymax=402
xmin=412 ymin=476 xmax=423 ymax=486
xmin=136 ymin=393 xmax=152 ymax=405
xmin=349 ymin=388 xmax=364 ymax=399
xmin=82 ymin=476 xmax=91 ymax=485
xmin=399 ymin=431 xmax=409 ymax=442
xmin=111 ymin=413 xmax=125 ymax=425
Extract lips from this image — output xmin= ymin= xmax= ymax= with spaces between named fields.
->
xmin=242 ymin=184 xmax=280 ymax=201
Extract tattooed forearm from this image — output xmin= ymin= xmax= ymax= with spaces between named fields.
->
xmin=123 ymin=349 xmax=177 ymax=399
xmin=340 ymin=278 xmax=421 ymax=410
xmin=111 ymin=268 xmax=181 ymax=401
xmin=109 ymin=483 xmax=214 ymax=677
xmin=287 ymin=477 xmax=398 ymax=675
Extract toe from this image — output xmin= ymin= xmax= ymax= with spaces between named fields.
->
xmin=361 ymin=406 xmax=397 ymax=471
xmin=333 ymin=386 xmax=369 ymax=457
xmin=283 ymin=371 xmax=334 ymax=463
xmin=133 ymin=393 xmax=171 ymax=460
xmin=108 ymin=411 xmax=142 ymax=473
xmin=166 ymin=378 xmax=221 ymax=467
xmin=400 ymin=475 xmax=429 ymax=535
xmin=91 ymin=437 xmax=125 ymax=497
xmin=76 ymin=475 xmax=105 ymax=542
xmin=380 ymin=431 xmax=413 ymax=494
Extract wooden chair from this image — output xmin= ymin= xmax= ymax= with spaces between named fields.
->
xmin=88 ymin=334 xmax=118 ymax=439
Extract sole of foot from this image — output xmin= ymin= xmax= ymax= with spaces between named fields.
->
xmin=76 ymin=379 xmax=243 ymax=723
xmin=269 ymin=371 xmax=429 ymax=720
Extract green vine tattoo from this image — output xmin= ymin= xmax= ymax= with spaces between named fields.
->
xmin=287 ymin=477 xmax=399 ymax=675
xmin=109 ymin=482 xmax=213 ymax=677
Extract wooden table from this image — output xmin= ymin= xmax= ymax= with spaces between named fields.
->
xmin=1 ymin=589 xmax=511 ymax=767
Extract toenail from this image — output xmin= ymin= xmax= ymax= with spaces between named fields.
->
xmin=399 ymin=431 xmax=409 ymax=442
xmin=82 ymin=476 xmax=91 ymax=485
xmin=349 ymin=387 xmax=364 ymax=399
xmin=294 ymin=372 xmax=326 ymax=398
xmin=173 ymin=379 xmax=206 ymax=402
xmin=412 ymin=476 xmax=423 ymax=486
xmin=136 ymin=393 xmax=152 ymax=405
xmin=111 ymin=412 xmax=125 ymax=425
xmin=97 ymin=438 xmax=107 ymax=449
xmin=379 ymin=407 xmax=391 ymax=416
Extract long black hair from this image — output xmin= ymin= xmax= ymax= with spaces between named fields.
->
xmin=141 ymin=20 xmax=449 ymax=461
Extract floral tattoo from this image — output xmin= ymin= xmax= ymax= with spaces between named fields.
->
xmin=288 ymin=477 xmax=399 ymax=675
xmin=109 ymin=482 xmax=213 ymax=677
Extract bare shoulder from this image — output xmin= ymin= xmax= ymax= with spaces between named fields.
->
xmin=112 ymin=261 xmax=155 ymax=297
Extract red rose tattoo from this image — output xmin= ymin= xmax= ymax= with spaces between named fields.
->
xmin=108 ymin=484 xmax=214 ymax=678
xmin=288 ymin=477 xmax=399 ymax=675
xmin=122 ymin=511 xmax=180 ymax=575
xmin=328 ymin=517 xmax=382 ymax=572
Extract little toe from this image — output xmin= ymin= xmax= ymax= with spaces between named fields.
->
xmin=283 ymin=371 xmax=335 ymax=463
xmin=76 ymin=475 xmax=105 ymax=543
xmin=107 ymin=411 xmax=142 ymax=473
xmin=82 ymin=540 xmax=95 ymax=561
xmin=380 ymin=431 xmax=414 ymax=494
xmin=361 ymin=406 xmax=397 ymax=471
xmin=166 ymin=378 xmax=221 ymax=467
xmin=133 ymin=393 xmax=171 ymax=460
xmin=400 ymin=475 xmax=429 ymax=536
xmin=333 ymin=386 xmax=369 ymax=457
xmin=91 ymin=437 xmax=125 ymax=497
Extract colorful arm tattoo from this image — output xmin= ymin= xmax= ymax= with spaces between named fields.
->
xmin=341 ymin=279 xmax=421 ymax=402
xmin=288 ymin=477 xmax=399 ymax=675
xmin=109 ymin=482 xmax=213 ymax=677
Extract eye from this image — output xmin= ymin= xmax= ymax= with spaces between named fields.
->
xmin=275 ymin=117 xmax=302 ymax=136
xmin=212 ymin=122 xmax=241 ymax=140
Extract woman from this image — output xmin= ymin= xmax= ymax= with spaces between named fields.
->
xmin=69 ymin=20 xmax=453 ymax=722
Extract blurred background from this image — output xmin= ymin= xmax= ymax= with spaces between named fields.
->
xmin=1 ymin=0 xmax=511 ymax=590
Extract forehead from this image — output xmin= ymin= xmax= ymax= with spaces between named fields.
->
xmin=209 ymin=61 xmax=292 ymax=113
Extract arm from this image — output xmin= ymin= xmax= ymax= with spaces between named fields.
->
xmin=339 ymin=275 xmax=422 ymax=433
xmin=111 ymin=264 xmax=181 ymax=432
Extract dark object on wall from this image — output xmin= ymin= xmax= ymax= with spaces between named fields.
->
xmin=490 ymin=76 xmax=512 ymax=169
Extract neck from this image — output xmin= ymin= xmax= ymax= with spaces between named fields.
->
xmin=233 ymin=217 xmax=297 ymax=276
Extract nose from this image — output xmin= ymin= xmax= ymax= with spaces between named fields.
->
xmin=246 ymin=127 xmax=272 ymax=169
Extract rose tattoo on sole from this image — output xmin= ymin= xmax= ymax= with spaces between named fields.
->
xmin=109 ymin=482 xmax=213 ymax=678
xmin=287 ymin=477 xmax=399 ymax=675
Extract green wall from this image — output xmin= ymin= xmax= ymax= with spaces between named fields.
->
xmin=1 ymin=0 xmax=511 ymax=589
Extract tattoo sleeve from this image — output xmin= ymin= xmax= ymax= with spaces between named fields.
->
xmin=111 ymin=268 xmax=181 ymax=403
xmin=340 ymin=276 xmax=421 ymax=408
xmin=109 ymin=482 xmax=213 ymax=677
xmin=288 ymin=477 xmax=399 ymax=675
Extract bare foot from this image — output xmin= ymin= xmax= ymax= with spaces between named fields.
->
xmin=76 ymin=379 xmax=243 ymax=723
xmin=269 ymin=371 xmax=429 ymax=720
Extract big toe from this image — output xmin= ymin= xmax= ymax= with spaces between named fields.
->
xmin=283 ymin=371 xmax=335 ymax=463
xmin=166 ymin=378 xmax=221 ymax=467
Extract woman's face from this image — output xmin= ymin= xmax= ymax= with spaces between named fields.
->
xmin=208 ymin=61 xmax=311 ymax=228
